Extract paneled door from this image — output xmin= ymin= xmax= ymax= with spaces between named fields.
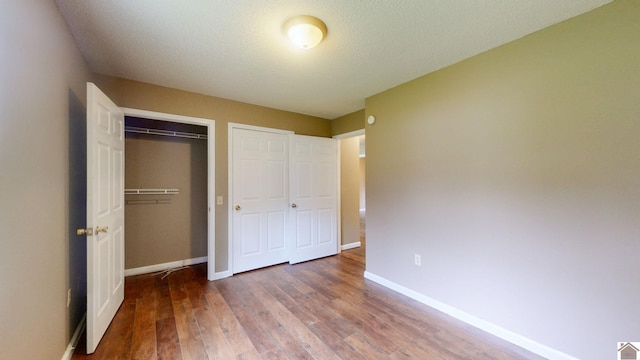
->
xmin=85 ymin=83 xmax=125 ymax=353
xmin=232 ymin=128 xmax=289 ymax=273
xmin=289 ymin=135 xmax=338 ymax=264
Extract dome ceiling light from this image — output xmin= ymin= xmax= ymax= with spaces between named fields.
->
xmin=284 ymin=15 xmax=327 ymax=49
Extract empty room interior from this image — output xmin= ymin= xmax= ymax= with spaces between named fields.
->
xmin=2 ymin=1 xmax=639 ymax=359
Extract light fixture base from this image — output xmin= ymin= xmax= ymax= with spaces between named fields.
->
xmin=284 ymin=15 xmax=327 ymax=49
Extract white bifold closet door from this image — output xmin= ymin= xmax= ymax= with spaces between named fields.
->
xmin=232 ymin=128 xmax=289 ymax=273
xmin=231 ymin=128 xmax=337 ymax=274
xmin=289 ymin=135 xmax=338 ymax=264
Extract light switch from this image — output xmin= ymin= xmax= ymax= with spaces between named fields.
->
xmin=216 ymin=196 xmax=223 ymax=205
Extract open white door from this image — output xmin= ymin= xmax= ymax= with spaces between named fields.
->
xmin=85 ymin=83 xmax=125 ymax=353
xmin=289 ymin=135 xmax=338 ymax=264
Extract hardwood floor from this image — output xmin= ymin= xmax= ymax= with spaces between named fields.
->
xmin=72 ymin=221 xmax=543 ymax=359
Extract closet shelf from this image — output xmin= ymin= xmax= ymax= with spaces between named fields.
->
xmin=125 ymin=126 xmax=207 ymax=140
xmin=125 ymin=188 xmax=179 ymax=195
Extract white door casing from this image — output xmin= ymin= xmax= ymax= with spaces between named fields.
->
xmin=86 ymin=83 xmax=125 ymax=354
xmin=289 ymin=135 xmax=338 ymax=264
xmin=231 ymin=127 xmax=290 ymax=273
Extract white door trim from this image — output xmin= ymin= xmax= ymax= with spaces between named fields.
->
xmin=228 ymin=122 xmax=295 ymax=135
xmin=335 ymin=139 xmax=342 ymax=252
xmin=228 ymin=123 xmax=293 ymax=274
xmin=122 ymin=108 xmax=216 ymax=281
xmin=332 ymin=129 xmax=365 ymax=253
xmin=332 ymin=129 xmax=365 ymax=139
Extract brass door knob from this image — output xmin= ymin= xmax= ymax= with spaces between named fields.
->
xmin=235 ymin=205 xmax=241 ymax=211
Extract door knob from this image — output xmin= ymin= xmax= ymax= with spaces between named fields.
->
xmin=95 ymin=226 xmax=108 ymax=234
xmin=291 ymin=203 xmax=297 ymax=208
xmin=235 ymin=205 xmax=241 ymax=211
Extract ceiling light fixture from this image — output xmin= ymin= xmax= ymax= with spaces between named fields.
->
xmin=284 ymin=15 xmax=327 ymax=49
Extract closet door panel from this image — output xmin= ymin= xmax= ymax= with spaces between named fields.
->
xmin=239 ymin=212 xmax=261 ymax=255
xmin=267 ymin=211 xmax=286 ymax=250
xmin=289 ymin=135 xmax=338 ymax=264
xmin=232 ymin=128 xmax=289 ymax=273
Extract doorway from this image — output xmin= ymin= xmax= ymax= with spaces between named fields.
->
xmin=123 ymin=116 xmax=207 ymax=276
xmin=334 ymin=130 xmax=366 ymax=263
xmin=122 ymin=108 xmax=216 ymax=280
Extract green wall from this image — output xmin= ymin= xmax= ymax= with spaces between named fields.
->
xmin=332 ymin=109 xmax=365 ymax=136
xmin=365 ymin=1 xmax=640 ymax=359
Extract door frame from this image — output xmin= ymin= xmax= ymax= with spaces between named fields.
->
xmin=122 ymin=108 xmax=216 ymax=280
xmin=227 ymin=123 xmax=293 ymax=275
xmin=333 ymin=129 xmax=365 ymax=252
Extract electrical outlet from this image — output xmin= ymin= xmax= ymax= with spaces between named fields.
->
xmin=67 ymin=289 xmax=71 ymax=308
xmin=414 ymin=254 xmax=421 ymax=266
xmin=216 ymin=196 xmax=224 ymax=205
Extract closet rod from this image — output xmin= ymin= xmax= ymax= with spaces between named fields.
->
xmin=125 ymin=126 xmax=207 ymax=140
xmin=125 ymin=188 xmax=179 ymax=195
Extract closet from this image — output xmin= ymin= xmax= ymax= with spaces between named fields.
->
xmin=230 ymin=125 xmax=338 ymax=274
xmin=124 ymin=116 xmax=208 ymax=272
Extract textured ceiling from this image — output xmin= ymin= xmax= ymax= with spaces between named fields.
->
xmin=55 ymin=0 xmax=611 ymax=119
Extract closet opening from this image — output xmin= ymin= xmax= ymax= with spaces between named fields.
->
xmin=122 ymin=109 xmax=216 ymax=280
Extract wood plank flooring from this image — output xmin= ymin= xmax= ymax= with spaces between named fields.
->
xmin=72 ymin=244 xmax=544 ymax=359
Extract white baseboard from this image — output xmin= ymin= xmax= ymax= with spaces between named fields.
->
xmin=61 ymin=313 xmax=86 ymax=360
xmin=341 ymin=241 xmax=361 ymax=251
xmin=363 ymin=271 xmax=578 ymax=360
xmin=125 ymin=256 xmax=208 ymax=277
xmin=213 ymin=270 xmax=233 ymax=280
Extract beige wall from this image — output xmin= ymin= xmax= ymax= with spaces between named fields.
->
xmin=5 ymin=2 xmax=631 ymax=359
xmin=332 ymin=109 xmax=364 ymax=136
xmin=0 ymin=1 xmax=92 ymax=358
xmin=365 ymin=1 xmax=640 ymax=359
xmin=125 ymin=134 xmax=208 ymax=268
xmin=339 ymin=137 xmax=361 ymax=246
xmin=93 ymin=75 xmax=332 ymax=271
